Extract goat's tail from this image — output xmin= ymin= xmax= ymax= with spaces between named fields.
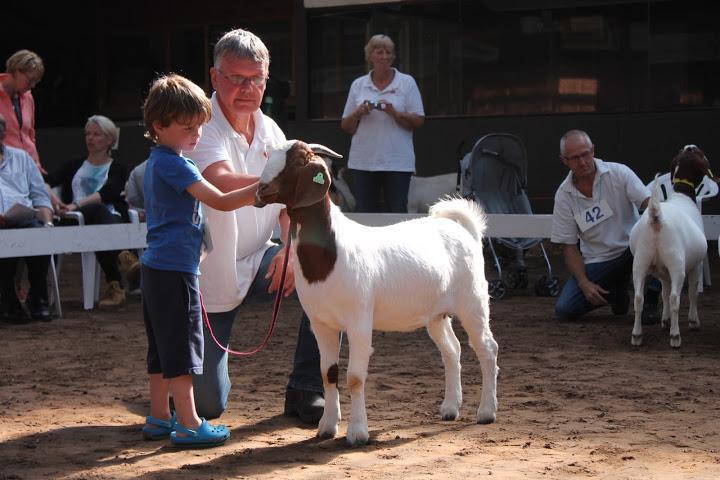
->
xmin=649 ymin=173 xmax=663 ymax=230
xmin=429 ymin=196 xmax=487 ymax=242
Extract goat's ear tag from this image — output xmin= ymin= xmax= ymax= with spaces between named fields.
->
xmin=312 ymin=173 xmax=325 ymax=185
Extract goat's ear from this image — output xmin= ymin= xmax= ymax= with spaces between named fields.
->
xmin=308 ymin=143 xmax=343 ymax=159
xmin=293 ymin=159 xmax=331 ymax=208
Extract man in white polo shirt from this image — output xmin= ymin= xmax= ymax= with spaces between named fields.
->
xmin=187 ymin=29 xmax=324 ymax=424
xmin=551 ymin=129 xmax=659 ymax=321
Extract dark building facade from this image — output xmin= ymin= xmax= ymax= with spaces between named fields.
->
xmin=6 ymin=0 xmax=720 ymax=212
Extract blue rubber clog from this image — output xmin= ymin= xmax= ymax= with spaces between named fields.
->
xmin=170 ymin=418 xmax=230 ymax=448
xmin=142 ymin=412 xmax=176 ymax=440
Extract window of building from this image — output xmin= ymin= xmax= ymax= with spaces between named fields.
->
xmin=306 ymin=0 xmax=720 ymax=119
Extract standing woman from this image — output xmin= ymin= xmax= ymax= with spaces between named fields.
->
xmin=0 ymin=50 xmax=45 ymax=173
xmin=341 ymin=34 xmax=425 ymax=213
xmin=46 ymin=115 xmax=129 ymax=309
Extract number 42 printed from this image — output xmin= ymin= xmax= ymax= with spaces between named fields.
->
xmin=575 ymin=198 xmax=614 ymax=233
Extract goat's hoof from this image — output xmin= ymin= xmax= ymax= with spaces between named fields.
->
xmin=476 ymin=413 xmax=496 ymax=425
xmin=317 ymin=426 xmax=337 ymax=440
xmin=346 ymin=425 xmax=369 ymax=447
xmin=440 ymin=404 xmax=460 ymax=421
xmin=317 ymin=416 xmax=338 ymax=439
xmin=631 ymin=334 xmax=643 ymax=346
xmin=670 ymin=334 xmax=681 ymax=348
xmin=689 ymin=321 xmax=700 ymax=331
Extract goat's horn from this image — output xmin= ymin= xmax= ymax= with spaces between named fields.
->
xmin=308 ymin=143 xmax=343 ymax=159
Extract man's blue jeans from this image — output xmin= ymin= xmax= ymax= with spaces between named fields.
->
xmin=555 ymin=248 xmax=661 ymax=321
xmin=192 ymin=243 xmax=322 ymax=419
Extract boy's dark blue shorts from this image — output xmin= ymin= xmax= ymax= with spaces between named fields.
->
xmin=141 ymin=264 xmax=203 ymax=378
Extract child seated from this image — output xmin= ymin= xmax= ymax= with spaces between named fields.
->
xmin=139 ymin=73 xmax=260 ymax=447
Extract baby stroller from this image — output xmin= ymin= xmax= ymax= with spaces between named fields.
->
xmin=460 ymin=133 xmax=559 ymax=300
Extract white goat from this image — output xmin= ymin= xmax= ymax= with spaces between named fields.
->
xmin=256 ymin=140 xmax=498 ymax=446
xmin=629 ymin=145 xmax=715 ymax=348
xmin=322 ymin=157 xmax=356 ymax=212
xmin=407 ymin=173 xmax=458 ymax=213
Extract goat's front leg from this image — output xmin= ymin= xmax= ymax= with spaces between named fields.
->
xmin=687 ymin=265 xmax=702 ymax=331
xmin=345 ymin=323 xmax=373 ymax=446
xmin=312 ymin=321 xmax=342 ymax=440
xmin=631 ymin=269 xmax=647 ymax=346
xmin=668 ymin=271 xmax=685 ymax=348
xmin=427 ymin=315 xmax=462 ymax=420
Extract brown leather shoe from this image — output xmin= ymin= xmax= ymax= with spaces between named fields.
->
xmin=98 ymin=280 xmax=126 ymax=309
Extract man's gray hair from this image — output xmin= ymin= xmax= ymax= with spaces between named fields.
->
xmin=213 ymin=28 xmax=270 ymax=71
xmin=560 ymin=129 xmax=593 ymax=156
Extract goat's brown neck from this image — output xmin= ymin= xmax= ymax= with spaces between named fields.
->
xmin=287 ymin=196 xmax=337 ymax=283
xmin=671 ymin=181 xmax=696 ymax=203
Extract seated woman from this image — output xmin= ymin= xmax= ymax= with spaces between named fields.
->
xmin=46 ymin=115 xmax=129 ymax=309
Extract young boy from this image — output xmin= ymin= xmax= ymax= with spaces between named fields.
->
xmin=140 ymin=74 xmax=258 ymax=447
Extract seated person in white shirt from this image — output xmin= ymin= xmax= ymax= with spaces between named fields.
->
xmin=0 ymin=113 xmax=53 ymax=323
xmin=551 ymin=129 xmax=660 ymax=322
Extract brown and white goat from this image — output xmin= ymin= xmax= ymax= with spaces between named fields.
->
xmin=255 ymin=140 xmax=498 ymax=446
xmin=629 ymin=145 xmax=716 ymax=348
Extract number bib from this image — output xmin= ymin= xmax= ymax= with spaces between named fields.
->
xmin=574 ymin=198 xmax=614 ymax=233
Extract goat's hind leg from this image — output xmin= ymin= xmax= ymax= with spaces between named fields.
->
xmin=312 ymin=321 xmax=342 ymax=440
xmin=458 ymin=293 xmax=498 ymax=424
xmin=631 ymin=266 xmax=647 ymax=346
xmin=687 ymin=265 xmax=702 ymax=331
xmin=427 ymin=315 xmax=462 ymax=420
xmin=668 ymin=269 xmax=685 ymax=348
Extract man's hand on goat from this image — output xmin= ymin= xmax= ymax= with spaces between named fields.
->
xmin=579 ymin=279 xmax=609 ymax=306
xmin=266 ymin=249 xmax=297 ymax=297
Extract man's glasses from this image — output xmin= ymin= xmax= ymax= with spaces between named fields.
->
xmin=217 ymin=69 xmax=267 ymax=88
xmin=562 ymin=149 xmax=593 ymax=163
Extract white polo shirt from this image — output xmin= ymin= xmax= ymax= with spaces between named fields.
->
xmin=551 ymin=158 xmax=649 ymax=264
xmin=187 ymin=93 xmax=285 ymax=312
xmin=342 ymin=68 xmax=424 ymax=172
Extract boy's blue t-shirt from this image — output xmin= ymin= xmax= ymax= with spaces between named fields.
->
xmin=141 ymin=145 xmax=204 ymax=275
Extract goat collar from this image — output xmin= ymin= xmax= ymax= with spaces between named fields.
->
xmin=672 ymin=177 xmax=696 ymax=189
xmin=671 ymin=178 xmax=697 ymax=202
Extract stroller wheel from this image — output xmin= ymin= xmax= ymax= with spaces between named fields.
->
xmin=489 ymin=279 xmax=507 ymax=300
xmin=535 ymin=276 xmax=549 ymax=296
xmin=535 ymin=276 xmax=560 ymax=297
xmin=546 ymin=276 xmax=560 ymax=297
xmin=506 ymin=267 xmax=528 ymax=289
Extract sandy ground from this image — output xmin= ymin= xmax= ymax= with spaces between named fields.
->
xmin=2 ymin=248 xmax=720 ymax=480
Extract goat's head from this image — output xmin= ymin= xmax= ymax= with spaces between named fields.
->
xmin=670 ymin=144 xmax=718 ymax=189
xmin=255 ymin=140 xmax=342 ymax=209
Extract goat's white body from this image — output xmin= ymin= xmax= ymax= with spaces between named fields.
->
xmin=629 ymin=192 xmax=707 ymax=347
xmin=292 ymin=198 xmax=498 ymax=445
xmin=407 ymin=173 xmax=458 ymax=213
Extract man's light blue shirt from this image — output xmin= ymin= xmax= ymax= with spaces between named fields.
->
xmin=0 ymin=144 xmax=51 ymax=214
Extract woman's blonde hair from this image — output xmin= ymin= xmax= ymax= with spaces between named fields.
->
xmin=364 ymin=34 xmax=396 ymax=65
xmin=86 ymin=115 xmax=120 ymax=151
xmin=143 ymin=74 xmax=212 ymax=141
xmin=6 ymin=49 xmax=44 ymax=79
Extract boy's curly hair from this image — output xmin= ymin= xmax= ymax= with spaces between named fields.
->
xmin=143 ymin=74 xmax=212 ymax=141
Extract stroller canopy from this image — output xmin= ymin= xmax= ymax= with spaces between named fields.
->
xmin=465 ymin=133 xmax=538 ymax=250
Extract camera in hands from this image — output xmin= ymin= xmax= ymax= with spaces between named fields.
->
xmin=364 ymin=100 xmax=385 ymax=110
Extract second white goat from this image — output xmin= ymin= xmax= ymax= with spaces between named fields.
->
xmin=629 ymin=145 xmax=715 ymax=348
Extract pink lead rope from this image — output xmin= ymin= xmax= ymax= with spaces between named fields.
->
xmin=200 ymin=228 xmax=292 ymax=356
